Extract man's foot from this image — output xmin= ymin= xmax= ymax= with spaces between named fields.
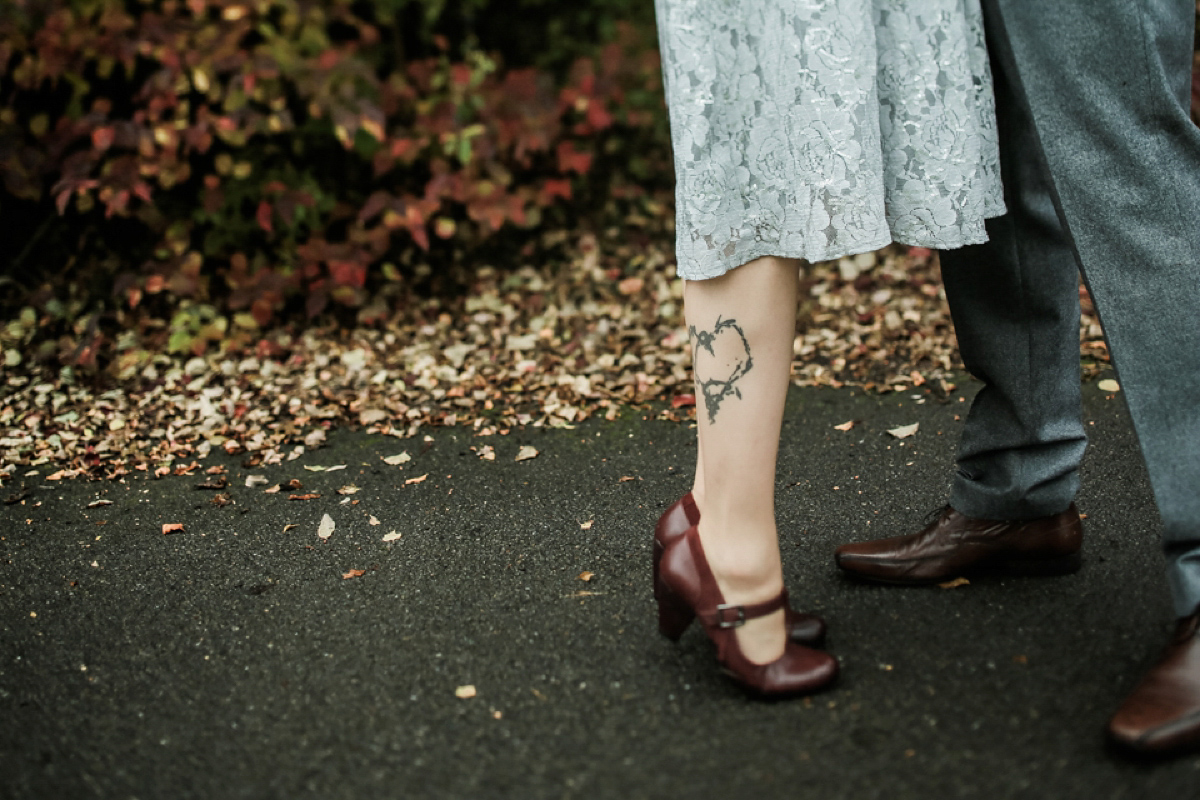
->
xmin=1108 ymin=611 xmax=1200 ymax=756
xmin=833 ymin=504 xmax=1082 ymax=585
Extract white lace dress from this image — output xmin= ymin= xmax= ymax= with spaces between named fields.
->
xmin=655 ymin=0 xmax=1005 ymax=280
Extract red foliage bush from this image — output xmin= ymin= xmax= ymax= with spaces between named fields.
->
xmin=0 ymin=0 xmax=666 ymax=363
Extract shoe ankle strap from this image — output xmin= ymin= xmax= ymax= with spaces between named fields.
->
xmin=702 ymin=589 xmax=789 ymax=629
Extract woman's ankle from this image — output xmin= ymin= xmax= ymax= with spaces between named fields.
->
xmin=695 ymin=519 xmax=784 ymax=602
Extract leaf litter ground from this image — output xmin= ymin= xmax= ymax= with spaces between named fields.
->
xmin=0 ymin=235 xmax=1109 ymax=482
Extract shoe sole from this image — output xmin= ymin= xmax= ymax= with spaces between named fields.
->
xmin=837 ymin=551 xmax=1082 ymax=586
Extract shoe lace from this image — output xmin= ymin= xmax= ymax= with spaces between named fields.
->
xmin=922 ymin=504 xmax=952 ymax=527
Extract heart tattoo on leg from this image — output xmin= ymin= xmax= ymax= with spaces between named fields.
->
xmin=689 ymin=316 xmax=753 ymax=424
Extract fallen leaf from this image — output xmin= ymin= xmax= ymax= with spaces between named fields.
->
xmin=86 ymin=499 xmax=113 ymax=508
xmin=359 ymin=408 xmax=388 ymax=425
xmin=161 ymin=523 xmax=184 ymax=535
xmin=382 ymin=531 xmax=402 ymax=542
xmin=211 ymin=493 xmax=231 ymax=506
xmin=515 ymin=445 xmax=539 ymax=462
xmin=580 ymin=520 xmax=594 ymax=530
xmin=304 ymin=429 xmax=327 ymax=447
xmin=195 ymin=476 xmax=228 ymax=490
xmin=887 ymin=423 xmax=919 ymax=439
xmin=404 ymin=474 xmax=428 ymax=485
xmin=578 ymin=571 xmax=595 ymax=582
xmin=455 ymin=685 xmax=477 ymax=699
xmin=341 ymin=568 xmax=366 ymax=580
xmin=289 ymin=493 xmax=321 ymax=500
xmin=618 ymin=475 xmax=639 ymax=482
xmin=318 ymin=513 xmax=335 ymax=540
xmin=938 ymin=577 xmax=970 ymax=589
xmin=834 ymin=420 xmax=855 ymax=432
xmin=336 ymin=485 xmax=359 ymax=495
xmin=671 ymin=393 xmax=696 ymax=409
xmin=476 ymin=445 xmax=496 ymax=461
xmin=568 ymin=591 xmax=603 ymax=597
xmin=245 ymin=475 xmax=268 ymax=488
xmin=264 ymin=484 xmax=281 ymax=494
xmin=286 ymin=479 xmax=303 ymax=489
xmin=383 ymin=452 xmax=411 ymax=466
xmin=303 ymin=465 xmax=325 ymax=472
xmin=369 ymin=515 xmax=381 ymax=526
xmin=617 ymin=277 xmax=644 ymax=295
xmin=282 ymin=523 xmax=298 ymax=532
xmin=1098 ymin=379 xmax=1120 ymax=393
xmin=325 ymin=465 xmax=347 ymax=472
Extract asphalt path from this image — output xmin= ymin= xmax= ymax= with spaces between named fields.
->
xmin=2 ymin=381 xmax=1198 ymax=799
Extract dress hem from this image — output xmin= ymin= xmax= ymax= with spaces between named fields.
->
xmin=673 ymin=204 xmax=1006 ymax=281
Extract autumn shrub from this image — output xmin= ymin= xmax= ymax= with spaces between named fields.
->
xmin=0 ymin=0 xmax=669 ymax=372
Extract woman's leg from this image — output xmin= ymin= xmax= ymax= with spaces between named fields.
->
xmin=685 ymin=255 xmax=801 ymax=665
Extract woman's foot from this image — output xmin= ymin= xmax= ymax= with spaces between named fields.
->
xmin=654 ymin=493 xmax=828 ymax=646
xmin=656 ymin=524 xmax=838 ymax=697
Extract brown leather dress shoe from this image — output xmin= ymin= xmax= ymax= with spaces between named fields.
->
xmin=655 ymin=493 xmax=827 ymax=646
xmin=833 ymin=504 xmax=1083 ymax=585
xmin=1108 ymin=612 xmax=1200 ymax=756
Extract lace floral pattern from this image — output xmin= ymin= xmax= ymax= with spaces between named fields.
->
xmin=655 ymin=0 xmax=1005 ymax=280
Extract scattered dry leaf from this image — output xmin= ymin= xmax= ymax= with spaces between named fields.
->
xmin=382 ymin=531 xmax=402 ymax=542
xmin=887 ymin=423 xmax=919 ymax=439
xmin=383 ymin=452 xmax=411 ymax=466
xmin=369 ymin=515 xmax=381 ymax=526
xmin=618 ymin=475 xmax=639 ymax=482
xmin=336 ymin=485 xmax=360 ymax=495
xmin=834 ymin=420 xmax=855 ymax=431
xmin=264 ymin=484 xmax=281 ymax=494
xmin=515 ymin=445 xmax=539 ymax=462
xmin=1098 ymin=379 xmax=1120 ymax=393
xmin=289 ymin=493 xmax=321 ymax=501
xmin=341 ymin=568 xmax=366 ymax=580
xmin=617 ymin=276 xmax=644 ymax=295
xmin=86 ymin=499 xmax=113 ymax=508
xmin=455 ymin=685 xmax=477 ymax=699
xmin=580 ymin=519 xmax=594 ymax=530
xmin=359 ymin=409 xmax=388 ymax=425
xmin=404 ymin=474 xmax=428 ymax=486
xmin=245 ymin=475 xmax=268 ymax=488
xmin=195 ymin=476 xmax=228 ymax=490
xmin=475 ymin=445 xmax=496 ymax=461
xmin=161 ymin=523 xmax=184 ymax=535
xmin=0 ymin=243 xmax=1110 ymax=481
xmin=211 ymin=493 xmax=232 ymax=506
xmin=938 ymin=577 xmax=970 ymax=589
xmin=317 ymin=513 xmax=335 ymax=540
xmin=282 ymin=523 xmax=298 ymax=532
xmin=578 ymin=571 xmax=595 ymax=582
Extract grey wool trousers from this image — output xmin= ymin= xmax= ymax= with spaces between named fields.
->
xmin=937 ymin=0 xmax=1200 ymax=616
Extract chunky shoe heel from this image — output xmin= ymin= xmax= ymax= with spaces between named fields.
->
xmin=656 ymin=577 xmax=696 ymax=640
xmin=654 ymin=493 xmax=828 ymax=646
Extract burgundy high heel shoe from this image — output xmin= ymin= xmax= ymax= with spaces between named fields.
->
xmin=654 ymin=493 xmax=828 ymax=646
xmin=656 ymin=525 xmax=839 ymax=697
